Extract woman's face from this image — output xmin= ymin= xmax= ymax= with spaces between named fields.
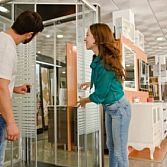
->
xmin=84 ymin=28 xmax=96 ymax=50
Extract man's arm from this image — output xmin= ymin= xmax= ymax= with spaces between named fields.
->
xmin=0 ymin=79 xmax=15 ymax=122
xmin=0 ymin=78 xmax=19 ymax=141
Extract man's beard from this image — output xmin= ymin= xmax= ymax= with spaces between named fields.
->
xmin=22 ymin=37 xmax=33 ymax=44
xmin=22 ymin=33 xmax=36 ymax=44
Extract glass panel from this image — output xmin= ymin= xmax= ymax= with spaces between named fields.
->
xmin=9 ymin=4 xmax=38 ymax=167
xmin=123 ymin=45 xmax=136 ymax=89
xmin=4 ymin=2 xmax=100 ymax=167
xmin=36 ymin=64 xmax=43 ymax=131
xmin=4 ymin=141 xmax=20 ymax=166
xmin=0 ymin=11 xmax=22 ymax=167
xmin=0 ymin=3 xmax=12 ymax=20
xmin=14 ymin=4 xmax=34 ymax=19
xmin=54 ymin=19 xmax=77 ymax=167
xmin=0 ymin=11 xmax=12 ymax=31
xmin=36 ymin=14 xmax=77 ymax=166
xmin=37 ymin=4 xmax=75 ymax=21
xmin=76 ymin=1 xmax=101 ymax=167
xmin=138 ymin=60 xmax=149 ymax=90
xmin=36 ymin=25 xmax=55 ymax=164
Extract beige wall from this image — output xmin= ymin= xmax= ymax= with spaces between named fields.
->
xmin=121 ymin=36 xmax=149 ymax=102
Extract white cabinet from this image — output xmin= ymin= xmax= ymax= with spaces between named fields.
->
xmin=114 ymin=17 xmax=135 ymax=42
xmin=161 ymin=103 xmax=167 ymax=139
xmin=135 ymin=30 xmax=144 ymax=51
xmin=128 ymin=103 xmax=162 ymax=159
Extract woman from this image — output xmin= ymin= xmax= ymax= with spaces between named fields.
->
xmin=77 ymin=23 xmax=131 ymax=167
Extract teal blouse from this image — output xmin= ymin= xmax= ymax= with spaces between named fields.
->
xmin=89 ymin=56 xmax=124 ymax=104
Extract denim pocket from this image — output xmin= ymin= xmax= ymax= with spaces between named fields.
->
xmin=104 ymin=102 xmax=120 ymax=111
xmin=118 ymin=102 xmax=131 ymax=118
xmin=103 ymin=97 xmax=131 ymax=118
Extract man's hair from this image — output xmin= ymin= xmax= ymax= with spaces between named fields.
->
xmin=11 ymin=10 xmax=44 ymax=35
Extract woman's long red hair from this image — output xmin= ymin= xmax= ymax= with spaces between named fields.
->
xmin=90 ymin=23 xmax=125 ymax=82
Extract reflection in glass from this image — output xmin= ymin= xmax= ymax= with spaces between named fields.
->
xmin=0 ymin=3 xmax=12 ymax=19
xmin=14 ymin=4 xmax=34 ymax=19
xmin=138 ymin=60 xmax=149 ymax=90
xmin=36 ymin=64 xmax=43 ymax=131
xmin=36 ymin=16 xmax=78 ymax=166
xmin=124 ymin=46 xmax=135 ymax=89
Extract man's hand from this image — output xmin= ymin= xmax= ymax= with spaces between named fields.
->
xmin=6 ymin=122 xmax=20 ymax=141
xmin=0 ymin=78 xmax=20 ymax=141
xmin=13 ymin=84 xmax=30 ymax=94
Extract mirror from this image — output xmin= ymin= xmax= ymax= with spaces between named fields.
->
xmin=123 ymin=45 xmax=136 ymax=89
xmin=138 ymin=59 xmax=149 ymax=90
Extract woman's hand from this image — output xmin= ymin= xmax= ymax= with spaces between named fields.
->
xmin=77 ymin=96 xmax=91 ymax=108
xmin=80 ymin=82 xmax=90 ymax=90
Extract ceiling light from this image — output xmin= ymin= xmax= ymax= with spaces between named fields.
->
xmin=0 ymin=6 xmax=9 ymax=13
xmin=46 ymin=34 xmax=51 ymax=38
xmin=62 ymin=71 xmax=66 ymax=74
xmin=156 ymin=37 xmax=164 ymax=41
xmin=126 ymin=64 xmax=130 ymax=67
xmin=37 ymin=51 xmax=41 ymax=54
xmin=73 ymin=46 xmax=77 ymax=51
xmin=56 ymin=65 xmax=62 ymax=68
xmin=57 ymin=34 xmax=63 ymax=38
xmin=158 ymin=46 xmax=162 ymax=49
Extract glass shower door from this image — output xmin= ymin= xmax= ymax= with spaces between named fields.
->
xmin=76 ymin=1 xmax=102 ymax=167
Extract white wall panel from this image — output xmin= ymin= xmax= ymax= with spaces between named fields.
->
xmin=77 ymin=7 xmax=100 ymax=135
xmin=13 ymin=39 xmax=36 ymax=138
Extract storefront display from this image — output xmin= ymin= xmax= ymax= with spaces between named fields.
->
xmin=36 ymin=61 xmax=54 ymax=131
xmin=1 ymin=1 xmax=101 ymax=166
xmin=123 ymin=44 xmax=136 ymax=89
xmin=36 ymin=64 xmax=43 ymax=130
xmin=138 ymin=59 xmax=149 ymax=90
xmin=41 ymin=67 xmax=51 ymax=127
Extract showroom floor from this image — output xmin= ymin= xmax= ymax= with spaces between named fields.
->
xmin=6 ymin=132 xmax=167 ymax=167
xmin=35 ymin=137 xmax=167 ymax=167
xmin=11 ymin=156 xmax=167 ymax=167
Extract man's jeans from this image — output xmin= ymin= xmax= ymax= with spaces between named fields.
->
xmin=0 ymin=116 xmax=6 ymax=167
xmin=103 ymin=96 xmax=131 ymax=167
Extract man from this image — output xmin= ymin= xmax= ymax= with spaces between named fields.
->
xmin=0 ymin=10 xmax=44 ymax=166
